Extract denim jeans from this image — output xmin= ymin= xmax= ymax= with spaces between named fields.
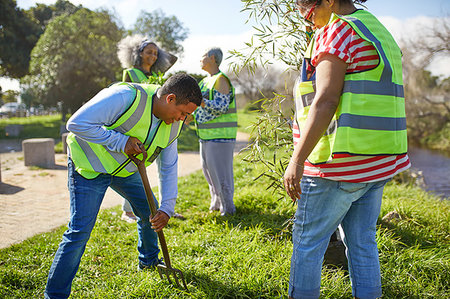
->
xmin=45 ymin=159 xmax=160 ymax=299
xmin=289 ymin=176 xmax=389 ymax=299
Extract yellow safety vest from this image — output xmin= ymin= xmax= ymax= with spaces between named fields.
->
xmin=294 ymin=10 xmax=407 ymax=164
xmin=67 ymin=83 xmax=182 ymax=179
xmin=122 ymin=68 xmax=150 ymax=83
xmin=195 ymin=71 xmax=238 ymax=140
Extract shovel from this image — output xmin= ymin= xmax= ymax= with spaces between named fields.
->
xmin=128 ymin=149 xmax=188 ymax=290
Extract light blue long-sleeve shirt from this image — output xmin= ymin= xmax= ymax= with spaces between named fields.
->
xmin=66 ymin=84 xmax=178 ymax=217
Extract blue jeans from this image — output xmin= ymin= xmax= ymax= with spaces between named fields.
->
xmin=289 ymin=176 xmax=389 ymax=299
xmin=45 ymin=159 xmax=160 ymax=299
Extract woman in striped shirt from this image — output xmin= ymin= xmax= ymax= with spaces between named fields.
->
xmin=285 ymin=1 xmax=409 ymax=298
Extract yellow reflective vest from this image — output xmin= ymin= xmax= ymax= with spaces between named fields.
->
xmin=294 ymin=10 xmax=407 ymax=164
xmin=195 ymin=71 xmax=238 ymax=140
xmin=122 ymin=68 xmax=150 ymax=83
xmin=67 ymin=83 xmax=182 ymax=179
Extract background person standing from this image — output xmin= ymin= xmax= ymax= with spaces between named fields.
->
xmin=192 ymin=47 xmax=238 ymax=216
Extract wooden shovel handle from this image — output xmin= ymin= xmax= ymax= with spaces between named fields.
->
xmin=128 ymin=149 xmax=173 ymax=268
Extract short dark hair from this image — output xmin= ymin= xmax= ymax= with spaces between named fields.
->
xmin=158 ymin=73 xmax=202 ymax=106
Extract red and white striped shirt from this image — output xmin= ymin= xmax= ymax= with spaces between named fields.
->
xmin=293 ymin=17 xmax=410 ymax=183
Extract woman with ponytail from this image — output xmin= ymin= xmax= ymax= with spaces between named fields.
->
xmin=285 ymin=1 xmax=409 ymax=298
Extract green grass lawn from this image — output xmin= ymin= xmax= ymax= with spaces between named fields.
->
xmin=0 ymin=153 xmax=449 ymax=298
xmin=0 ymin=110 xmax=258 ymax=153
xmin=0 ymin=115 xmax=63 ymax=140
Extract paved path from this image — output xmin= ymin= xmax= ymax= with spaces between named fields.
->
xmin=0 ymin=132 xmax=249 ymax=249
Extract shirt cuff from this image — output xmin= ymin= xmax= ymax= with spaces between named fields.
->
xmin=158 ymin=197 xmax=176 ymax=218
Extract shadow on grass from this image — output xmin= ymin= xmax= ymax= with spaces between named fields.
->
xmin=48 ymin=164 xmax=67 ymax=170
xmin=184 ymin=270 xmax=274 ymax=299
xmin=27 ymin=163 xmax=67 ymax=171
xmin=209 ymin=209 xmax=291 ymax=240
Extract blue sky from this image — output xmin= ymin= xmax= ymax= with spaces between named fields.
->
xmin=2 ymin=0 xmax=449 ymax=91
xmin=16 ymin=0 xmax=450 ymax=34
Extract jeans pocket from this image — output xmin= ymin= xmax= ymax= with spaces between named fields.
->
xmin=338 ymin=181 xmax=367 ymax=193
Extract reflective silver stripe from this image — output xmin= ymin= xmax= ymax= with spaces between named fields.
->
xmin=301 ymin=92 xmax=315 ymax=107
xmin=337 ymin=113 xmax=406 ymax=131
xmin=324 ymin=119 xmax=337 ymax=136
xmin=75 ymin=136 xmax=108 ymax=173
xmin=339 ymin=17 xmax=404 ymax=98
xmin=123 ymin=121 xmax=179 ymax=174
xmin=197 ymin=122 xmax=238 ymax=129
xmin=343 ymin=80 xmax=404 ymax=97
xmin=344 ymin=16 xmax=394 ymax=83
xmin=77 ymin=136 xmax=131 ymax=174
xmin=148 ymin=147 xmax=163 ymax=163
xmin=124 ymin=159 xmax=138 ymax=173
xmin=105 ymin=146 xmax=128 ymax=164
xmin=169 ymin=121 xmax=180 ymax=143
xmin=128 ymin=69 xmax=139 ymax=82
xmin=114 ymin=84 xmax=148 ymax=134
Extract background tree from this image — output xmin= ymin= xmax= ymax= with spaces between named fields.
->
xmin=132 ymin=9 xmax=189 ymax=55
xmin=1 ymin=90 xmax=19 ymax=103
xmin=229 ymin=0 xmax=308 ymax=197
xmin=230 ymin=0 xmax=307 ymax=73
xmin=230 ymin=66 xmax=296 ymax=111
xmin=402 ymin=16 xmax=450 ymax=151
xmin=0 ymin=0 xmax=81 ymax=79
xmin=21 ymin=8 xmax=123 ymax=119
xmin=26 ymin=0 xmax=80 ymax=30
xmin=0 ymin=0 xmax=41 ymax=78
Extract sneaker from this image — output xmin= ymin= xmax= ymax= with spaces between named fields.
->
xmin=138 ymin=258 xmax=165 ymax=271
xmin=173 ymin=212 xmax=185 ymax=219
xmin=121 ymin=211 xmax=137 ymax=223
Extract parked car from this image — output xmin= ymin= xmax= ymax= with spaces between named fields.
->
xmin=0 ymin=102 xmax=27 ymax=117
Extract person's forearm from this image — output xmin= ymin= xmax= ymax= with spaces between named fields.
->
xmin=67 ymin=119 xmax=129 ymax=152
xmin=157 ymin=141 xmax=178 ymax=217
xmin=292 ymin=54 xmax=347 ymax=164
xmin=158 ymin=198 xmax=176 ymax=218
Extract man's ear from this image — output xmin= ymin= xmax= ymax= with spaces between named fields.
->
xmin=165 ymin=93 xmax=176 ymax=104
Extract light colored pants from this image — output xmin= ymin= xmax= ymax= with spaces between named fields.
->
xmin=289 ymin=176 xmax=389 ymax=299
xmin=200 ymin=140 xmax=235 ymax=215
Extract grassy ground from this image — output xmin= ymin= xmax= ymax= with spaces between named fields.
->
xmin=0 ymin=110 xmax=258 ymax=153
xmin=0 ymin=153 xmax=448 ymax=298
xmin=0 ymin=115 xmax=63 ymax=140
